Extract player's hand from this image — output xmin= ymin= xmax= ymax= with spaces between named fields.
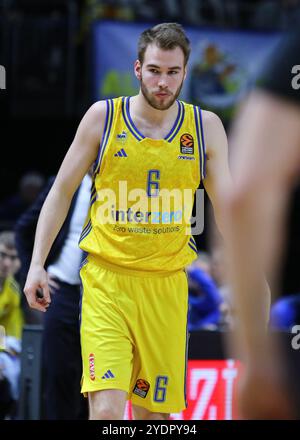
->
xmin=238 ymin=363 xmax=296 ymax=420
xmin=24 ymin=264 xmax=51 ymax=312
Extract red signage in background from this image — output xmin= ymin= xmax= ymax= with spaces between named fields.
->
xmin=171 ymin=360 xmax=242 ymax=420
xmin=124 ymin=359 xmax=242 ymax=420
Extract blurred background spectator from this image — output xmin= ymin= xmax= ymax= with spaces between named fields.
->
xmin=0 ymin=172 xmax=45 ymax=232
xmin=270 ymin=294 xmax=300 ymax=331
xmin=0 ymin=231 xmax=23 ymax=340
xmin=187 ymin=254 xmax=223 ymax=331
xmin=0 ymin=231 xmax=23 ymax=419
xmin=187 ymin=250 xmax=235 ymax=331
xmin=187 ymin=251 xmax=234 ymax=331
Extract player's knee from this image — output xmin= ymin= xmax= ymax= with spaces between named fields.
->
xmin=89 ymin=405 xmax=123 ymax=420
xmin=88 ymin=390 xmax=126 ymax=420
xmin=132 ymin=404 xmax=170 ymax=420
xmin=157 ymin=412 xmax=170 ymax=420
xmin=140 ymin=411 xmax=170 ymax=420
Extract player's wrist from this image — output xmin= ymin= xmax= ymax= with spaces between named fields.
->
xmin=29 ymin=260 xmax=45 ymax=272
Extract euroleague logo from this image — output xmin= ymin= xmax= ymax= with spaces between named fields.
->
xmin=89 ymin=353 xmax=95 ymax=381
xmin=133 ymin=378 xmax=150 ymax=398
xmin=180 ymin=133 xmax=194 ymax=155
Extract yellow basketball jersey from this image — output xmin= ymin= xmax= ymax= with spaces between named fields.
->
xmin=79 ymin=96 xmax=205 ymax=275
xmin=0 ymin=276 xmax=24 ymax=339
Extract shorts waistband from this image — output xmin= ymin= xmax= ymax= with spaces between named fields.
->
xmin=87 ymin=254 xmax=183 ymax=278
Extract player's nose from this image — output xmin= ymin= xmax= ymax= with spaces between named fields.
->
xmin=157 ymin=76 xmax=168 ymax=88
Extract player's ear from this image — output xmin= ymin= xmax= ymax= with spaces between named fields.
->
xmin=134 ymin=60 xmax=142 ymax=81
xmin=183 ymin=66 xmax=187 ymax=81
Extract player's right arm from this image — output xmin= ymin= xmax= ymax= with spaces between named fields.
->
xmin=24 ymin=101 xmax=106 ymax=312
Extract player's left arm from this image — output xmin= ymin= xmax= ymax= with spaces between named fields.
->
xmin=202 ymin=111 xmax=231 ymax=237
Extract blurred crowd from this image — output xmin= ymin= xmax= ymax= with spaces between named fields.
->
xmin=82 ymin=0 xmax=300 ymax=30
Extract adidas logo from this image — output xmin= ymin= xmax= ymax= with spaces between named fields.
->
xmin=114 ymin=148 xmax=127 ymax=157
xmin=101 ymin=370 xmax=115 ymax=379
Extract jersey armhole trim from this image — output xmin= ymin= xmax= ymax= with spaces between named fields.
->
xmin=94 ymin=99 xmax=114 ymax=175
xmin=193 ymin=105 xmax=206 ymax=181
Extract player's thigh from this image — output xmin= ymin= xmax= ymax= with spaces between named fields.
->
xmin=88 ymin=389 xmax=127 ymax=420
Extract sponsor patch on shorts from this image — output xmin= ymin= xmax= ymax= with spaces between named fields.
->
xmin=89 ymin=353 xmax=95 ymax=381
xmin=133 ymin=379 xmax=150 ymax=398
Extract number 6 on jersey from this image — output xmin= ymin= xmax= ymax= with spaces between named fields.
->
xmin=147 ymin=170 xmax=160 ymax=197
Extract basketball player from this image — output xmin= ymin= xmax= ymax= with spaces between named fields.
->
xmin=24 ymin=23 xmax=231 ymax=420
xmin=224 ymin=32 xmax=300 ymax=419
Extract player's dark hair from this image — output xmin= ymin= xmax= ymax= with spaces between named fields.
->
xmin=138 ymin=23 xmax=191 ymax=66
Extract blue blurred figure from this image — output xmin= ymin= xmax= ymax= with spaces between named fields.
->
xmin=270 ymin=294 xmax=300 ymax=331
xmin=187 ymin=262 xmax=223 ymax=330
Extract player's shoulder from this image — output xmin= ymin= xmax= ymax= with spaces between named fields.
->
xmin=201 ymin=110 xmax=223 ymax=128
xmin=86 ymin=100 xmax=108 ymax=120
xmin=201 ymin=110 xmax=226 ymax=140
xmin=79 ymin=100 xmax=111 ymax=138
xmin=84 ymin=97 xmax=123 ymax=125
xmin=201 ymin=110 xmax=227 ymax=156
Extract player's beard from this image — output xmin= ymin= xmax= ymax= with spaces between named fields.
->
xmin=140 ymin=75 xmax=184 ymax=110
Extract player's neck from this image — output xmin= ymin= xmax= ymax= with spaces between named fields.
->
xmin=131 ymin=93 xmax=177 ymax=126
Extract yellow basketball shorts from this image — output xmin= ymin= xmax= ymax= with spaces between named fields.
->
xmin=79 ymin=256 xmax=189 ymax=414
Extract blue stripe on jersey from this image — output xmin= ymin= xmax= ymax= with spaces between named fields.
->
xmin=79 ymin=220 xmax=92 ymax=243
xmin=90 ymin=185 xmax=96 ymax=201
xmin=90 ymin=194 xmax=97 ymax=206
xmin=122 ymin=97 xmax=141 ymax=141
xmin=79 ymin=223 xmax=92 ymax=244
xmin=90 ymin=192 xmax=96 ymax=205
xmin=79 ymin=282 xmax=83 ymax=328
xmin=188 ymin=242 xmax=198 ymax=255
xmin=122 ymin=97 xmax=144 ymax=141
xmin=189 ymin=236 xmax=197 ymax=249
xmin=79 ymin=257 xmax=88 ymax=271
xmin=198 ymin=107 xmax=206 ymax=179
xmin=122 ymin=97 xmax=185 ymax=143
xmin=79 ymin=251 xmax=88 ymax=270
xmin=193 ymin=106 xmax=206 ymax=181
xmin=94 ymin=100 xmax=109 ymax=174
xmin=164 ymin=100 xmax=181 ymax=141
xmin=125 ymin=97 xmax=145 ymax=140
xmin=79 ymin=219 xmax=91 ymax=240
xmin=98 ymin=98 xmax=114 ymax=173
xmin=189 ymin=241 xmax=197 ymax=253
xmin=165 ymin=101 xmax=185 ymax=142
xmin=94 ymin=99 xmax=114 ymax=175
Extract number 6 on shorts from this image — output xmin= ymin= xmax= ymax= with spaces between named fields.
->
xmin=154 ymin=375 xmax=168 ymax=402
